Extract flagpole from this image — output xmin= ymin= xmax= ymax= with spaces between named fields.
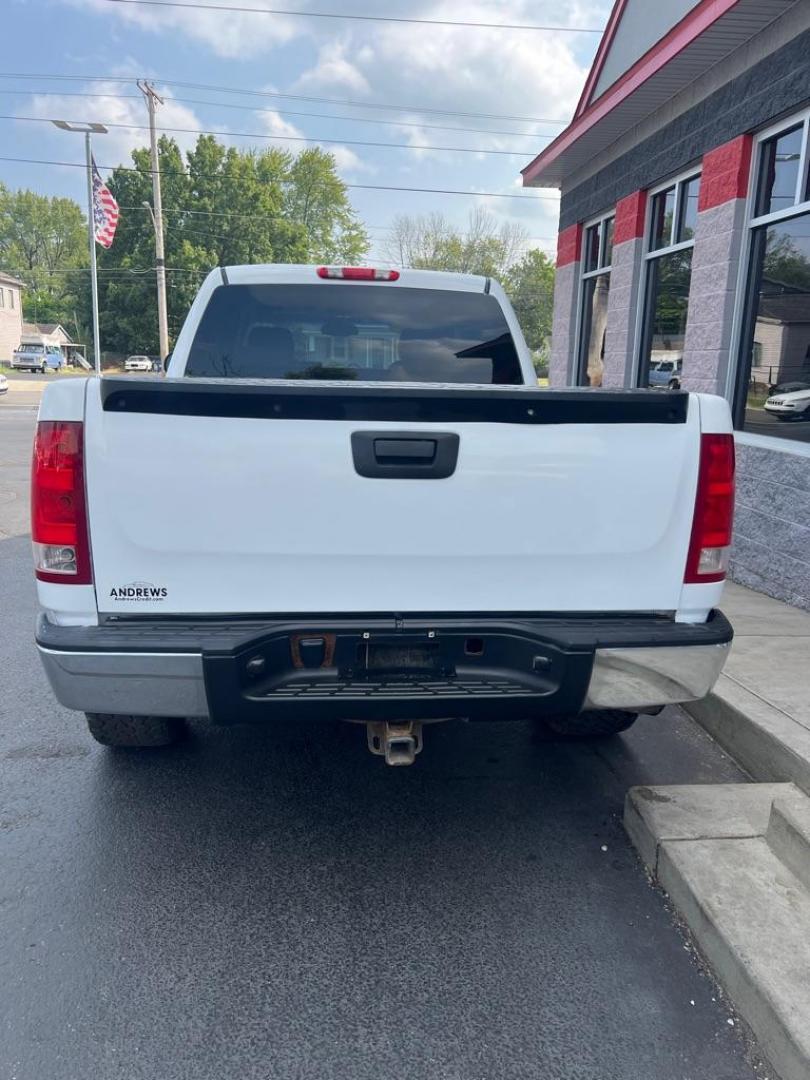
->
xmin=85 ymin=132 xmax=102 ymax=375
xmin=51 ymin=120 xmax=108 ymax=375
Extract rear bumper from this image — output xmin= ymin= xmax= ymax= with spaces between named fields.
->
xmin=36 ymin=611 xmax=732 ymax=722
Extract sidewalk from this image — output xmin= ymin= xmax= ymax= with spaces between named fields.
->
xmin=628 ymin=583 xmax=810 ymax=1080
xmin=686 ymin=579 xmax=810 ymax=792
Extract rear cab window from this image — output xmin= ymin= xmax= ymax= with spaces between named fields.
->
xmin=185 ymin=284 xmax=524 ymax=384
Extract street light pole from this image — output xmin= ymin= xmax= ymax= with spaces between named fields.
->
xmin=52 ymin=120 xmax=108 ymax=375
xmin=138 ymin=80 xmax=169 ymax=366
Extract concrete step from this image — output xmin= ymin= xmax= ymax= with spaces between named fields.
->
xmin=686 ymin=675 xmax=810 ymax=797
xmin=626 ymin=782 xmax=810 ymax=1080
xmin=767 ymin=795 xmax=810 ymax=894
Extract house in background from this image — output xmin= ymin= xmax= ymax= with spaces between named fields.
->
xmin=523 ymin=0 xmax=810 ymax=610
xmin=20 ymin=322 xmax=89 ymax=368
xmin=22 ymin=322 xmax=73 ymax=351
xmin=0 ymin=272 xmax=24 ymax=364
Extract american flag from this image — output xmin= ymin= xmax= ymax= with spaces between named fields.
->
xmin=91 ymin=158 xmax=119 ymax=249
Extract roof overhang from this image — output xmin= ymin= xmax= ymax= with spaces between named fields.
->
xmin=523 ymin=0 xmax=799 ymax=189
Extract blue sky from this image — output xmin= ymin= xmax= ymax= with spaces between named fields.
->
xmin=1 ymin=0 xmax=611 ymax=261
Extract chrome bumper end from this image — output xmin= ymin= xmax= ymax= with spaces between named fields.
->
xmin=37 ymin=647 xmax=209 ymax=718
xmin=585 ymin=641 xmax=731 ymax=713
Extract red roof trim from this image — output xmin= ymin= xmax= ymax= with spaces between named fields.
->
xmin=573 ymin=0 xmax=629 ymax=121
xmin=523 ymin=0 xmax=740 ymax=187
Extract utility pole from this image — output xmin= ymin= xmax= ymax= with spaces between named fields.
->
xmin=138 ymin=80 xmax=169 ymax=368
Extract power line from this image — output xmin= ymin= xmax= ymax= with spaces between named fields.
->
xmin=0 ymin=86 xmax=552 ymax=139
xmin=101 ymin=0 xmax=602 ymax=33
xmin=115 ymin=205 xmax=556 ymax=242
xmin=0 ymin=72 xmax=569 ymax=124
xmin=0 ymin=154 xmax=560 ymax=200
xmin=5 ymin=113 xmax=544 ymax=157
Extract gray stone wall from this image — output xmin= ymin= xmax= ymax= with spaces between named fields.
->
xmin=549 ymin=262 xmax=578 ymax=386
xmin=681 ymin=198 xmax=746 ymax=395
xmin=730 ymin=439 xmax=810 ymax=612
xmin=603 ymin=237 xmax=643 ymax=388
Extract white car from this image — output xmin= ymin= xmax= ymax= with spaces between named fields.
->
xmin=31 ymin=264 xmax=734 ymax=763
xmin=764 ymin=387 xmax=810 ymax=420
xmin=124 ymin=355 xmax=152 ymax=372
xmin=0 ymin=372 xmax=8 ymax=394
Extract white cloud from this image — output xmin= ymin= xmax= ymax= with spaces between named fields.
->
xmin=24 ymin=82 xmax=204 ymax=168
xmin=65 ymin=0 xmax=300 ymax=59
xmin=252 ymin=109 xmax=373 ymax=175
xmin=293 ymin=42 xmax=371 ymax=95
xmin=329 ymin=145 xmax=372 ymax=175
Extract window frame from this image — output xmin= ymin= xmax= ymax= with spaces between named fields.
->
xmin=573 ymin=209 xmax=615 ymax=386
xmin=634 ymin=166 xmax=702 ymax=388
xmin=726 ymin=107 xmax=810 ymax=432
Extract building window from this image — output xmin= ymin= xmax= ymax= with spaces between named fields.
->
xmin=9 ymin=289 xmax=14 ymax=309
xmin=637 ymin=172 xmax=701 ymax=389
xmin=576 ymin=212 xmax=614 ymax=386
xmin=0 ymin=289 xmax=4 ymax=309
xmin=735 ymin=111 xmax=810 ymax=445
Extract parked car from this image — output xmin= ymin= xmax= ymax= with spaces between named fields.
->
xmin=768 ymin=380 xmax=810 ymax=396
xmin=764 ymin=386 xmax=810 ymax=420
xmin=11 ymin=343 xmax=65 ymax=373
xmin=648 ymin=358 xmax=682 ymax=389
xmin=32 ymin=264 xmax=734 ymax=763
xmin=124 ymin=355 xmax=153 ymax=372
xmin=0 ymin=371 xmax=8 ymax=394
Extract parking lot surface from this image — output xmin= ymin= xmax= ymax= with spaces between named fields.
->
xmin=1 ymin=408 xmax=765 ymax=1080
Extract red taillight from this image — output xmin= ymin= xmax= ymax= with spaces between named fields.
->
xmin=31 ymin=421 xmax=92 ymax=584
xmin=684 ymin=433 xmax=735 ymax=584
xmin=316 ymin=266 xmax=400 ymax=281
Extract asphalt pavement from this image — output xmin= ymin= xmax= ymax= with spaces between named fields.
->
xmin=0 ymin=405 xmax=767 ymax=1080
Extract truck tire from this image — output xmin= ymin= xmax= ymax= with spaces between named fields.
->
xmin=541 ymin=709 xmax=638 ymax=738
xmin=85 ymin=712 xmax=186 ymax=747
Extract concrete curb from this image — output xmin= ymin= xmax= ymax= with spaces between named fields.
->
xmin=684 ymin=676 xmax=810 ymax=796
xmin=625 ymin=783 xmax=810 ymax=1080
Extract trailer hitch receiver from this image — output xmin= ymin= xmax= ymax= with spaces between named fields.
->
xmin=366 ymin=720 xmax=423 ymax=766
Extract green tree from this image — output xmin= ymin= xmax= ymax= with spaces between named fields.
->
xmin=385 ymin=208 xmax=527 ymax=278
xmin=84 ymin=136 xmax=368 ymax=356
xmin=0 ymin=184 xmax=87 ymax=326
xmin=503 ymin=248 xmax=555 ymax=358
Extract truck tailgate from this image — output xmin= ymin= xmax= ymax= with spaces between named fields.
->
xmin=85 ymin=379 xmax=698 ymax=615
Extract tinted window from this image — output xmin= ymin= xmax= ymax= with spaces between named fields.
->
xmin=650 ymin=186 xmax=676 ymax=250
xmin=737 ymin=212 xmax=810 ymax=444
xmin=757 ymin=125 xmax=803 ymax=217
xmin=638 ymin=248 xmax=692 ymax=387
xmin=677 ymin=176 xmax=700 ymax=242
xmin=185 ymin=283 xmax=523 ymax=384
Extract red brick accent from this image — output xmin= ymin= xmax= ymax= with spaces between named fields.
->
xmin=556 ymin=222 xmax=583 ymax=267
xmin=613 ymin=190 xmax=648 ymax=245
xmin=698 ymin=135 xmax=754 ymax=211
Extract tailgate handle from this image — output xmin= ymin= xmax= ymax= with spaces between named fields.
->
xmin=351 ymin=431 xmax=460 ymax=479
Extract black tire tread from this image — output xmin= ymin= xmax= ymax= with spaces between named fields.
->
xmin=85 ymin=712 xmax=185 ymax=747
xmin=542 ymin=709 xmax=638 ymax=738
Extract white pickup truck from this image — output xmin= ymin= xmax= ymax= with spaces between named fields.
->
xmin=32 ymin=264 xmax=734 ymax=765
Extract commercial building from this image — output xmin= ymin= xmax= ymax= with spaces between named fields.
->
xmin=523 ymin=0 xmax=810 ymax=609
